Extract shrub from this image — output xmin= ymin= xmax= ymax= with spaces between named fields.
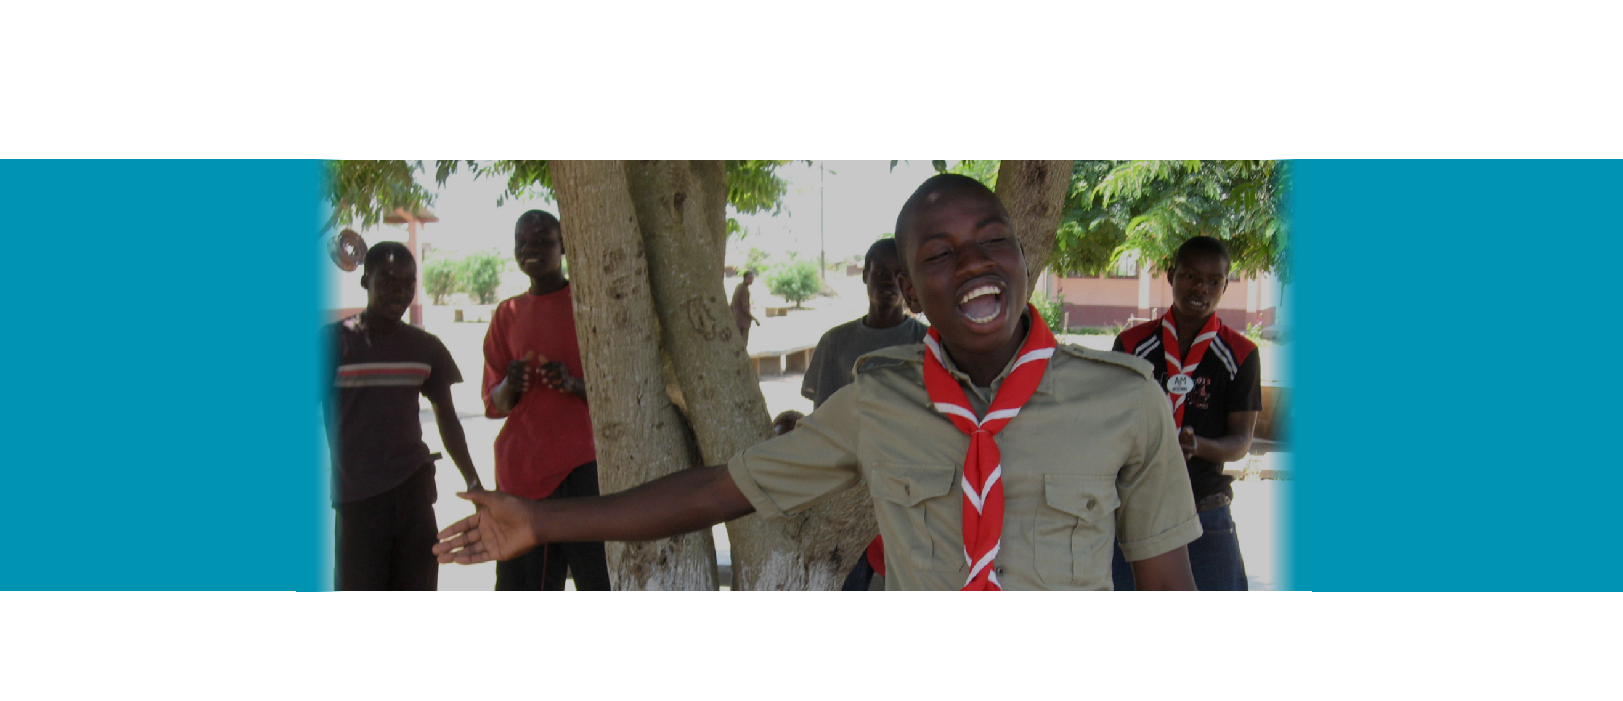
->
xmin=423 ymin=259 xmax=459 ymax=305
xmin=1030 ymin=290 xmax=1065 ymax=334
xmin=1068 ymin=325 xmax=1125 ymax=336
xmin=458 ymin=250 xmax=506 ymax=305
xmin=767 ymin=259 xmax=820 ymax=308
xmin=744 ymin=247 xmax=773 ymax=275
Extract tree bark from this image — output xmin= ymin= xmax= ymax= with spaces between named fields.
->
xmin=551 ymin=160 xmax=718 ymax=591
xmin=995 ymin=160 xmax=1073 ymax=288
xmin=623 ymin=160 xmax=876 ymax=590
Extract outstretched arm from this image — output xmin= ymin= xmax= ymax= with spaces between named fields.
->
xmin=434 ymin=463 xmax=755 ymax=564
xmin=424 ymin=384 xmax=483 ymax=492
xmin=1129 ymin=545 xmax=1197 ymax=590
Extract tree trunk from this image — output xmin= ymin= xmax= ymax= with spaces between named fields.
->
xmin=551 ymin=160 xmax=718 ymax=591
xmin=623 ymin=160 xmax=876 ymax=590
xmin=995 ymin=160 xmax=1073 ymax=288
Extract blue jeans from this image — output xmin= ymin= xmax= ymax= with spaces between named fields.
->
xmin=1112 ymin=504 xmax=1248 ymax=591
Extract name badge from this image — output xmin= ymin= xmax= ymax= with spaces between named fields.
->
xmin=1166 ymin=375 xmax=1194 ymax=395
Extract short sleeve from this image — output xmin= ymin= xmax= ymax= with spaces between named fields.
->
xmin=423 ymin=333 xmax=463 ymax=396
xmin=727 ymin=383 xmax=863 ymax=519
xmin=482 ymin=303 xmax=514 ymax=417
xmin=1114 ymin=377 xmax=1202 ymax=562
xmin=1230 ymin=349 xmax=1263 ymax=413
xmin=802 ymin=331 xmax=833 ymax=405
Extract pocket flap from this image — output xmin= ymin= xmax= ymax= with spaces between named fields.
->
xmin=873 ymin=463 xmax=957 ymax=507
xmin=1043 ymin=474 xmax=1115 ymax=523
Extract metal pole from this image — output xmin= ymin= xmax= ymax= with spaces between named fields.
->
xmin=819 ymin=163 xmax=826 ymax=283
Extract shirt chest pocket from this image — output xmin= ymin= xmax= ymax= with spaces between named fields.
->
xmin=870 ymin=463 xmax=964 ymax=575
xmin=1034 ymin=474 xmax=1119 ymax=587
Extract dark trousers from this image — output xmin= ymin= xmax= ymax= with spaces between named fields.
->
xmin=841 ymin=555 xmax=877 ymax=591
xmin=496 ymin=462 xmax=612 ymax=591
xmin=1112 ymin=504 xmax=1249 ymax=591
xmin=335 ymin=466 xmax=439 ymax=591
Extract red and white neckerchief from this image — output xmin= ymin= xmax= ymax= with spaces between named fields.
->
xmin=1159 ymin=310 xmax=1221 ymax=429
xmin=922 ymin=303 xmax=1057 ymax=591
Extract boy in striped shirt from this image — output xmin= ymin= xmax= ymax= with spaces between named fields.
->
xmin=327 ymin=241 xmax=483 ymax=590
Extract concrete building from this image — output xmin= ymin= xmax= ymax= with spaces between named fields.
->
xmin=1040 ymin=251 xmax=1285 ymax=332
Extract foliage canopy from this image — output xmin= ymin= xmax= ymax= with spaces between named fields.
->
xmin=892 ymin=160 xmax=1289 ymax=281
xmin=1052 ymin=160 xmax=1289 ymax=280
xmin=325 ymin=160 xmax=792 ymax=238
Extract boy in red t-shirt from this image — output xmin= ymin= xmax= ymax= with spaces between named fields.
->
xmin=481 ymin=210 xmax=609 ymax=590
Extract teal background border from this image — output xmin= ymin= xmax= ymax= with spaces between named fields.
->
xmin=4 ymin=159 xmax=1617 ymax=591
xmin=1291 ymin=159 xmax=1622 ymax=591
xmin=2 ymin=160 xmax=326 ymax=590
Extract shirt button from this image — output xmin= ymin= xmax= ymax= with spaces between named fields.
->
xmin=996 ymin=566 xmax=1006 ymax=576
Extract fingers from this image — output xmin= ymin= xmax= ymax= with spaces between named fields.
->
xmin=536 ymin=362 xmax=572 ymax=391
xmin=436 ymin=509 xmax=481 ymax=541
xmin=447 ymin=546 xmax=491 ymax=565
xmin=432 ymin=528 xmax=480 ymax=555
xmin=434 ymin=535 xmax=491 ymax=564
xmin=433 ymin=511 xmax=493 ymax=564
xmin=457 ymin=489 xmax=501 ymax=508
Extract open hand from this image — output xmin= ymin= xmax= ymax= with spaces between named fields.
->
xmin=433 ymin=490 xmax=540 ymax=565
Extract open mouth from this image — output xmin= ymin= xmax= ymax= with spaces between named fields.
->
xmin=957 ymin=284 xmax=1005 ymax=324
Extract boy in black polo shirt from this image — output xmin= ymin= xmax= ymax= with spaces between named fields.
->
xmin=1111 ymin=236 xmax=1261 ymax=591
xmin=326 ymin=241 xmax=484 ymax=590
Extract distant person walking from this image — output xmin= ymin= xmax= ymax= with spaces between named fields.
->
xmin=731 ymin=270 xmax=760 ymax=345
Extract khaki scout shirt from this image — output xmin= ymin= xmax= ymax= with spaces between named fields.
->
xmin=726 ymin=340 xmax=1202 ymax=590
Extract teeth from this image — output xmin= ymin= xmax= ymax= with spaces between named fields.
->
xmin=959 ymin=285 xmax=1000 ymax=305
xmin=959 ymin=284 xmax=1003 ymax=324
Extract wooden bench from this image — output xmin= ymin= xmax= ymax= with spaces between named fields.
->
xmin=453 ymin=305 xmax=496 ymax=323
xmin=750 ymin=344 xmax=816 ymax=375
xmin=763 ymin=306 xmax=791 ymax=318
